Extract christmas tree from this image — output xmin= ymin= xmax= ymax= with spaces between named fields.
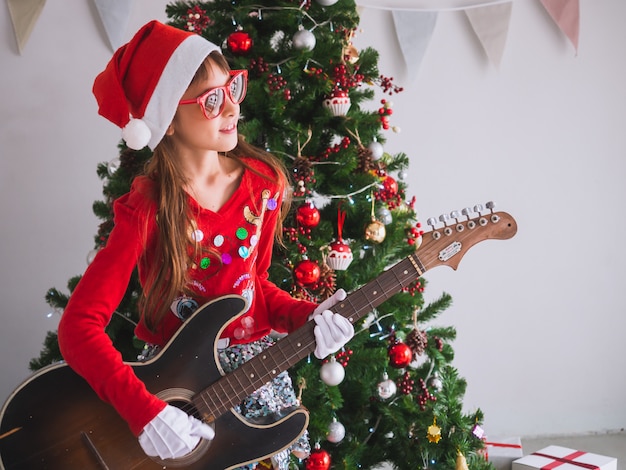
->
xmin=36 ymin=1 xmax=498 ymax=469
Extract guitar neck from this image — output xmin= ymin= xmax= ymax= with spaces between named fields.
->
xmin=192 ymin=255 xmax=425 ymax=420
xmin=192 ymin=209 xmax=517 ymax=421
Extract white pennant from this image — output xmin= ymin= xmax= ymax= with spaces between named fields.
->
xmin=7 ymin=0 xmax=47 ymax=54
xmin=92 ymin=0 xmax=135 ymax=51
xmin=465 ymin=1 xmax=513 ymax=67
xmin=391 ymin=10 xmax=438 ymax=80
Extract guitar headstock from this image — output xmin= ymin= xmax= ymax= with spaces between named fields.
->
xmin=416 ymin=202 xmax=517 ymax=271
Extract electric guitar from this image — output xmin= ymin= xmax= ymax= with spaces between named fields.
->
xmin=0 ymin=205 xmax=517 ymax=469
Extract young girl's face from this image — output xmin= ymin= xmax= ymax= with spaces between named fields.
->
xmin=168 ymin=59 xmax=240 ymax=155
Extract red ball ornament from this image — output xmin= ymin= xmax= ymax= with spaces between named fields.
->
xmin=296 ymin=201 xmax=321 ymax=228
xmin=294 ymin=259 xmax=321 ymax=286
xmin=306 ymin=448 xmax=331 ymax=470
xmin=382 ymin=175 xmax=398 ymax=195
xmin=388 ymin=342 xmax=413 ymax=368
xmin=227 ymin=30 xmax=253 ymax=55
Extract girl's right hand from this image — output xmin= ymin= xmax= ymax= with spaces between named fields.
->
xmin=138 ymin=404 xmax=215 ymax=459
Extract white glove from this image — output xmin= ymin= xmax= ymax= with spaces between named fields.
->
xmin=311 ymin=289 xmax=354 ymax=359
xmin=138 ymin=405 xmax=215 ymax=460
xmin=312 ymin=289 xmax=347 ymax=317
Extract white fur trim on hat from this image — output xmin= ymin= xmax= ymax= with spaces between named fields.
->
xmin=142 ymin=35 xmax=219 ymax=150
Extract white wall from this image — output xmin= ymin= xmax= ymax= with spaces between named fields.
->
xmin=1 ymin=0 xmax=624 ymax=439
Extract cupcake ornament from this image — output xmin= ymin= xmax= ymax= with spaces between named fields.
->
xmin=326 ymin=208 xmax=353 ymax=270
xmin=323 ymin=90 xmax=351 ymax=117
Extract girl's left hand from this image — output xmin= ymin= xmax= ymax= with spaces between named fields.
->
xmin=312 ymin=289 xmax=346 ymax=317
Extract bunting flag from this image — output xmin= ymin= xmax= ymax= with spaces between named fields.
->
xmin=392 ymin=10 xmax=438 ymax=80
xmin=7 ymin=0 xmax=47 ymax=54
xmin=464 ymin=2 xmax=513 ymax=67
xmin=92 ymin=0 xmax=135 ymax=51
xmin=539 ymin=0 xmax=579 ymax=53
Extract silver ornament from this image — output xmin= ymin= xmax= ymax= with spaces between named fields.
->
xmin=377 ymin=372 xmax=397 ymax=400
xmin=327 ymin=419 xmax=346 ymax=443
xmin=107 ymin=157 xmax=120 ymax=176
xmin=86 ymin=248 xmax=99 ymax=265
xmin=368 ymin=141 xmax=384 ymax=160
xmin=429 ymin=373 xmax=443 ymax=391
xmin=320 ymin=357 xmax=345 ymax=386
xmin=376 ymin=207 xmax=393 ymax=225
xmin=316 ymin=0 xmax=339 ymax=5
xmin=293 ymin=29 xmax=316 ymax=51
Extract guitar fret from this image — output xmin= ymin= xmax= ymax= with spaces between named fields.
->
xmin=231 ymin=368 xmax=249 ymax=401
xmin=217 ymin=378 xmax=235 ymax=411
xmin=258 ymin=351 xmax=276 ymax=379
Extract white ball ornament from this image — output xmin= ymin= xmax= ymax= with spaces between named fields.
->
xmin=377 ymin=372 xmax=397 ymax=400
xmin=327 ymin=418 xmax=346 ymax=443
xmin=320 ymin=356 xmax=345 ymax=386
xmin=368 ymin=141 xmax=384 ymax=160
xmin=293 ymin=28 xmax=316 ymax=51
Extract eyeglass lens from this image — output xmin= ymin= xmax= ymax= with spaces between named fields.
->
xmin=202 ymin=72 xmax=247 ymax=119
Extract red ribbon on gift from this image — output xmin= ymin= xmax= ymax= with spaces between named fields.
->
xmin=485 ymin=441 xmax=523 ymax=449
xmin=533 ymin=451 xmax=600 ymax=470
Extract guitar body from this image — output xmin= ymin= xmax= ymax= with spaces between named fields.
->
xmin=0 ymin=296 xmax=308 ymax=470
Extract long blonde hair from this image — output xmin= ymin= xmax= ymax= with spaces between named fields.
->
xmin=140 ymin=51 xmax=290 ymax=333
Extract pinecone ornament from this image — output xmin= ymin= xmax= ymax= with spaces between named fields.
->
xmin=357 ymin=146 xmax=376 ymax=173
xmin=120 ymin=148 xmax=149 ymax=178
xmin=292 ymin=156 xmax=315 ymax=195
xmin=316 ymin=262 xmax=337 ymax=300
xmin=406 ymin=328 xmax=428 ymax=356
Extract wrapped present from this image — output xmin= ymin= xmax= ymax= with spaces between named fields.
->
xmin=512 ymin=445 xmax=617 ymax=470
xmin=484 ymin=437 xmax=524 ymax=470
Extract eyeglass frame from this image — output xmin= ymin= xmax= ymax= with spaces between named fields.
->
xmin=178 ymin=69 xmax=248 ymax=120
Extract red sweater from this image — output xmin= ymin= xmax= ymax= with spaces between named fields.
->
xmin=58 ymin=157 xmax=316 ymax=436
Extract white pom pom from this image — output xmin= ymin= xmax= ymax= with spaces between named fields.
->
xmin=122 ymin=118 xmax=151 ymax=150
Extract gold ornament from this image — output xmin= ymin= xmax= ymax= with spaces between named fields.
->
xmin=365 ymin=218 xmax=386 ymax=243
xmin=456 ymin=450 xmax=469 ymax=470
xmin=426 ymin=417 xmax=442 ymax=443
xmin=343 ymin=44 xmax=359 ymax=64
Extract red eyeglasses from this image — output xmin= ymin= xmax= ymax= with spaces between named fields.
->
xmin=179 ymin=70 xmax=248 ymax=120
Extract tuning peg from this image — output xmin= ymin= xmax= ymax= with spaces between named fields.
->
xmin=485 ymin=201 xmax=496 ymax=212
xmin=450 ymin=210 xmax=461 ymax=221
xmin=427 ymin=217 xmax=437 ymax=228
xmin=473 ymin=204 xmax=484 ymax=214
xmin=461 ymin=207 xmax=473 ymax=218
xmin=438 ymin=214 xmax=450 ymax=225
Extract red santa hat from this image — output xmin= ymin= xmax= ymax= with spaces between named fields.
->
xmin=93 ymin=20 xmax=220 ymax=150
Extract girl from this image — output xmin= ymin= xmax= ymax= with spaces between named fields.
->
xmin=57 ymin=20 xmax=353 ymax=467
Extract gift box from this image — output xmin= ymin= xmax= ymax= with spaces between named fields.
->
xmin=512 ymin=445 xmax=617 ymax=470
xmin=484 ymin=437 xmax=524 ymax=470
